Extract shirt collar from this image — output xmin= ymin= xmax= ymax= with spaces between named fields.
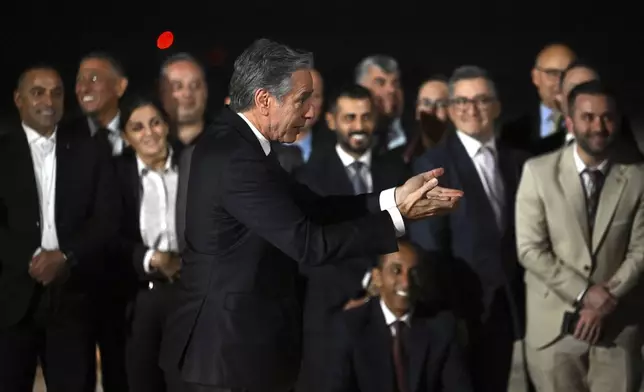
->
xmin=572 ymin=143 xmax=609 ymax=175
xmin=456 ymin=130 xmax=496 ymax=158
xmin=379 ymin=298 xmax=411 ymax=327
xmin=23 ymin=123 xmax=57 ymax=145
xmin=335 ymin=144 xmax=372 ymax=168
xmin=540 ymin=103 xmax=555 ymax=122
xmin=237 ymin=113 xmax=271 ymax=156
xmin=89 ymin=112 xmax=121 ymax=135
xmin=106 ymin=112 xmax=120 ymax=133
xmin=136 ymin=148 xmax=175 ymax=176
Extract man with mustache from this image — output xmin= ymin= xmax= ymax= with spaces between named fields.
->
xmin=294 ymin=84 xmax=409 ymax=392
xmin=516 ymin=80 xmax=644 ymax=392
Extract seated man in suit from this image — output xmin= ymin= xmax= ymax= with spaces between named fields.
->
xmin=516 ymin=80 xmax=644 ymax=392
xmin=295 ymin=84 xmax=409 ymax=392
xmin=327 ymin=239 xmax=472 ymax=392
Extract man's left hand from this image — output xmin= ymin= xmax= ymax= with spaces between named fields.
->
xmin=29 ymin=250 xmax=67 ymax=286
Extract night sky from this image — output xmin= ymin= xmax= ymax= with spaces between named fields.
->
xmin=3 ymin=29 xmax=642 ymax=124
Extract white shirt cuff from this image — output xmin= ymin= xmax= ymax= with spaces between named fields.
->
xmin=143 ymin=249 xmax=155 ymax=274
xmin=379 ymin=188 xmax=406 ymax=237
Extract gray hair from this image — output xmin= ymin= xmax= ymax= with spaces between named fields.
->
xmin=228 ymin=38 xmax=313 ymax=113
xmin=447 ymin=65 xmax=497 ymax=98
xmin=354 ymin=55 xmax=400 ymax=84
xmin=159 ymin=52 xmax=206 ymax=80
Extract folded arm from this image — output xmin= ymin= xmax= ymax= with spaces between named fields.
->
xmin=515 ymin=162 xmax=589 ymax=304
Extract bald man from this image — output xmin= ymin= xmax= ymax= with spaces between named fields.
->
xmin=501 ymin=44 xmax=576 ymax=155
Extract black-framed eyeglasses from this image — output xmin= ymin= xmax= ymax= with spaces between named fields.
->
xmin=450 ymin=96 xmax=495 ymax=110
xmin=417 ymin=98 xmax=449 ymax=110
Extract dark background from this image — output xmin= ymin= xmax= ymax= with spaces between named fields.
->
xmin=3 ymin=30 xmax=642 ymax=124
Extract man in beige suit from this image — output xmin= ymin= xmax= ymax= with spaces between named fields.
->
xmin=516 ymin=80 xmax=644 ymax=392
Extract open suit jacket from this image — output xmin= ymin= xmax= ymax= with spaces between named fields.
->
xmin=327 ymin=299 xmax=472 ymax=392
xmin=159 ymin=108 xmax=400 ymax=392
xmin=516 ymin=143 xmax=644 ymax=349
xmin=294 ymin=147 xmax=409 ymax=392
xmin=0 ymin=123 xmax=118 ymax=327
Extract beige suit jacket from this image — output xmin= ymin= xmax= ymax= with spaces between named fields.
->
xmin=516 ymin=144 xmax=644 ymax=348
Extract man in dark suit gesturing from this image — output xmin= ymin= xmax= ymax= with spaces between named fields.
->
xmin=160 ymin=38 xmax=463 ymax=392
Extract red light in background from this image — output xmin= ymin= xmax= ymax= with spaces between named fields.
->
xmin=157 ymin=31 xmax=174 ymax=50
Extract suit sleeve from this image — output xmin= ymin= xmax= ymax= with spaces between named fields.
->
xmin=220 ymin=150 xmax=398 ymax=266
xmin=408 ymin=154 xmax=450 ymax=254
xmin=289 ymin=178 xmax=383 ymax=224
xmin=326 ymin=315 xmax=358 ymax=392
xmin=62 ymin=140 xmax=120 ymax=266
xmin=515 ymin=161 xmax=589 ymax=304
xmin=607 ymin=183 xmax=644 ymax=298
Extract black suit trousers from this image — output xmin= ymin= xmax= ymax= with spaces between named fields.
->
xmin=0 ymin=289 xmax=95 ymax=392
xmin=127 ymin=282 xmax=175 ymax=392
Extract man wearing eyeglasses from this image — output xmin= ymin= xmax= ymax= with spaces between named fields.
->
xmin=409 ymin=65 xmax=531 ymax=392
xmin=501 ymin=43 xmax=576 ymax=155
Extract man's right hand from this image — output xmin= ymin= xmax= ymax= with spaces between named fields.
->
xmin=396 ymin=170 xmax=463 ymax=220
xmin=582 ymin=284 xmax=617 ymax=316
xmin=150 ymin=251 xmax=182 ymax=282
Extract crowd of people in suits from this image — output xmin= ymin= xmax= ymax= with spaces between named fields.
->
xmin=0 ymin=37 xmax=643 ymax=392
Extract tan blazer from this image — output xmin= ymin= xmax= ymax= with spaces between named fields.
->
xmin=515 ymin=144 xmax=644 ymax=349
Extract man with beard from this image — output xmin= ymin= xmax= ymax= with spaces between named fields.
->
xmin=294 ymin=84 xmax=409 ymax=392
xmin=516 ymin=80 xmax=644 ymax=392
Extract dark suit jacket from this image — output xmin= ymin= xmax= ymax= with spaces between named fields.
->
xmin=0 ymin=124 xmax=119 ymax=327
xmin=328 ymin=299 xmax=472 ymax=392
xmin=409 ymin=133 xmax=529 ymax=331
xmin=499 ymin=106 xmax=566 ymax=156
xmin=295 ymin=147 xmax=410 ymax=334
xmin=159 ymin=108 xmax=399 ymax=392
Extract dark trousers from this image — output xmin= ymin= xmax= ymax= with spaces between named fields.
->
xmin=0 ymin=290 xmax=95 ymax=392
xmin=296 ymin=332 xmax=332 ymax=392
xmin=94 ymin=295 xmax=129 ymax=392
xmin=127 ymin=282 xmax=174 ymax=392
xmin=467 ymin=291 xmax=515 ymax=392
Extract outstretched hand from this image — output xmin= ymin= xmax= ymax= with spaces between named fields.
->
xmin=395 ymin=168 xmax=463 ymax=220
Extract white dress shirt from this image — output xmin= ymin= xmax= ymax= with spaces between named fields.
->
xmin=24 ymin=124 xmax=59 ymax=255
xmin=335 ymin=144 xmax=373 ymax=193
xmin=237 ymin=113 xmax=405 ymax=237
xmin=89 ymin=112 xmax=123 ymax=156
xmin=456 ymin=131 xmax=505 ymax=228
xmin=380 ymin=299 xmax=411 ymax=337
xmin=140 ymin=153 xmax=179 ymax=273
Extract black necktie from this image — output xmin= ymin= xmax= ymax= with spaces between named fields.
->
xmin=584 ymin=168 xmax=605 ymax=232
xmin=392 ymin=321 xmax=409 ymax=392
